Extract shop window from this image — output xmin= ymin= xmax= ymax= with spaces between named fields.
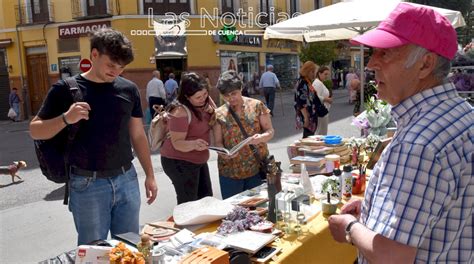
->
xmin=72 ymin=0 xmax=112 ymax=19
xmin=144 ymin=0 xmax=190 ymax=14
xmin=220 ymin=51 xmax=260 ymax=95
xmin=259 ymin=0 xmax=274 ymax=25
xmin=222 ymin=0 xmax=233 ymax=14
xmin=314 ymin=0 xmax=322 ymax=9
xmin=58 ymin=56 xmax=82 ymax=79
xmin=57 ymin=38 xmax=80 ymax=53
xmin=289 ymin=0 xmax=298 ymax=16
xmin=87 ymin=0 xmax=108 ymax=17
xmin=15 ymin=0 xmax=54 ymax=24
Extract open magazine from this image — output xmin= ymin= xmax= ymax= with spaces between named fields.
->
xmin=208 ymin=137 xmax=253 ymax=156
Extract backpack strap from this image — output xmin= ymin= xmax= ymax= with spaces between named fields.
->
xmin=62 ymin=76 xmax=84 ymax=205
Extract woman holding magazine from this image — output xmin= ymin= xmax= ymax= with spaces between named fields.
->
xmin=160 ymin=72 xmax=216 ymax=204
xmin=213 ymin=70 xmax=275 ymax=199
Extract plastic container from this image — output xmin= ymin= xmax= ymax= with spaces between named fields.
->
xmin=324 ymin=135 xmax=342 ymax=145
xmin=324 ymin=154 xmax=340 ymax=173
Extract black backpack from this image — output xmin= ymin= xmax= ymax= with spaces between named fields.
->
xmin=34 ymin=77 xmax=83 ymax=204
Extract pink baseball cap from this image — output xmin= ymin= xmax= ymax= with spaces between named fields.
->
xmin=351 ymin=3 xmax=457 ymax=60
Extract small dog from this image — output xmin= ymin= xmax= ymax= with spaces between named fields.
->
xmin=0 ymin=161 xmax=27 ymax=182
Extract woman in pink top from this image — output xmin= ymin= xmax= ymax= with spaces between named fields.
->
xmin=160 ymin=72 xmax=215 ymax=204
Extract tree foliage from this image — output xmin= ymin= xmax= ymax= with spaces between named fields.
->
xmin=409 ymin=0 xmax=473 ymax=45
xmin=299 ymin=41 xmax=337 ymax=66
xmin=409 ymin=0 xmax=470 ymax=14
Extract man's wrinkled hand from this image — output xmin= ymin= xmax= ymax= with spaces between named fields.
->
xmin=340 ymin=198 xmax=362 ymax=217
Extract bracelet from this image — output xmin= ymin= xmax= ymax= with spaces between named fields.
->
xmin=345 ymin=220 xmax=359 ymax=245
xmin=61 ymin=113 xmax=70 ymax=126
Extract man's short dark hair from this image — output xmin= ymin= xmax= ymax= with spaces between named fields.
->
xmin=90 ymin=28 xmax=134 ymax=65
xmin=217 ymin=70 xmax=242 ymax=95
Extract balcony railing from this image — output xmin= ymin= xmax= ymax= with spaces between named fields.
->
xmin=71 ymin=0 xmax=114 ymax=20
xmin=15 ymin=2 xmax=55 ymax=25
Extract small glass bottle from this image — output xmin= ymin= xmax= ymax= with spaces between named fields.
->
xmin=333 ymin=168 xmax=342 ymax=200
xmin=341 ymin=165 xmax=353 ymax=200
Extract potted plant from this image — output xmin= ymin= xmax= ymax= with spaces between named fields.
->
xmin=321 ymin=177 xmax=340 ymax=215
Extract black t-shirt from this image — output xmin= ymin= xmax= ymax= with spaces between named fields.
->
xmin=38 ymin=75 xmax=143 ymax=170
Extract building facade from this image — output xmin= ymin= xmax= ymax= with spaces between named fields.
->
xmin=0 ymin=0 xmax=337 ymax=120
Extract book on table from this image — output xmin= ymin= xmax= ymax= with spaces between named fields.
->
xmin=209 ymin=137 xmax=253 ymax=156
xmin=290 ymin=156 xmax=325 ymax=166
xmin=223 ymin=230 xmax=276 ymax=254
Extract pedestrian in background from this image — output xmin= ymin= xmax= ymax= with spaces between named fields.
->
xmin=259 ymin=65 xmax=280 ymax=116
xmin=345 ymin=68 xmax=359 ymax=103
xmin=165 ymin=73 xmax=179 ymax=104
xmin=30 ymin=28 xmax=157 ymax=246
xmin=146 ymin=70 xmax=166 ymax=117
xmin=294 ymin=61 xmax=327 ymax=138
xmin=328 ymin=3 xmax=473 ymax=263
xmin=9 ymin=87 xmax=21 ymax=121
xmin=312 ymin=66 xmax=333 ymax=135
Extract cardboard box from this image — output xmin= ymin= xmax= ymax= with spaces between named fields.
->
xmin=75 ymin=245 xmax=112 ymax=264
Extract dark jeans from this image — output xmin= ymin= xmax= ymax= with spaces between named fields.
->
xmin=149 ymin=97 xmax=166 ymax=117
xmin=161 ymin=156 xmax=213 ymax=204
xmin=219 ymin=173 xmax=263 ymax=199
xmin=263 ymin=87 xmax=276 ymax=115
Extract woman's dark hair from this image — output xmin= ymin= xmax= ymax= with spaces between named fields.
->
xmin=90 ymin=28 xmax=134 ymax=66
xmin=175 ymin=72 xmax=209 ymax=121
xmin=316 ymin=66 xmax=330 ymax=80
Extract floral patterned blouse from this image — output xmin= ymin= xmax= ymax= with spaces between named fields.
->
xmin=294 ymin=76 xmax=321 ymax=132
xmin=215 ymin=97 xmax=270 ymax=179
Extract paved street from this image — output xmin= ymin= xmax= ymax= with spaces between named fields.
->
xmin=0 ymin=89 xmax=359 ymax=263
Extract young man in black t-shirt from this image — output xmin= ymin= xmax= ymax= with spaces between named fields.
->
xmin=30 ymin=28 xmax=158 ymax=246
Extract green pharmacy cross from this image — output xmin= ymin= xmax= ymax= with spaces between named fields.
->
xmin=219 ymin=25 xmax=237 ymax=44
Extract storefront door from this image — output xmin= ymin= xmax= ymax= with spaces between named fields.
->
xmin=156 ymin=58 xmax=187 ymax=84
xmin=26 ymin=53 xmax=49 ymax=114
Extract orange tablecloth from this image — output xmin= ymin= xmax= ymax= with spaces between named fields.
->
xmin=195 ymin=203 xmax=357 ymax=264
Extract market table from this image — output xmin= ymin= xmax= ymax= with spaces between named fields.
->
xmin=194 ymin=200 xmax=358 ymax=264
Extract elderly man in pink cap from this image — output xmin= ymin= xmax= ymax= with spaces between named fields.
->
xmin=327 ymin=3 xmax=473 ymax=263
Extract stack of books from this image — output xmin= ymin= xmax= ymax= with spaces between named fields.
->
xmin=289 ymin=156 xmax=326 ymax=175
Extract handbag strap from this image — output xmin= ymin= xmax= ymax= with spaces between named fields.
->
xmin=228 ymin=106 xmax=262 ymax=164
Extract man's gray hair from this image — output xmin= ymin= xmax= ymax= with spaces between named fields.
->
xmin=405 ymin=45 xmax=451 ymax=81
xmin=217 ymin=70 xmax=242 ymax=95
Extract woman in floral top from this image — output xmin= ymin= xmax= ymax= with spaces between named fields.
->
xmin=294 ymin=61 xmax=326 ymax=138
xmin=213 ymin=70 xmax=275 ymax=199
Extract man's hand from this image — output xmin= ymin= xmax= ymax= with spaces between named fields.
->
xmin=341 ymin=198 xmax=362 ymax=217
xmin=144 ymin=176 xmax=158 ymax=204
xmin=324 ymin=97 xmax=333 ymax=104
xmin=328 ymin=214 xmax=358 ymax=243
xmin=64 ymin=102 xmax=91 ymax=124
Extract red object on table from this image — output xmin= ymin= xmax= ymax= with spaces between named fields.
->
xmin=352 ymin=172 xmax=366 ymax=195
